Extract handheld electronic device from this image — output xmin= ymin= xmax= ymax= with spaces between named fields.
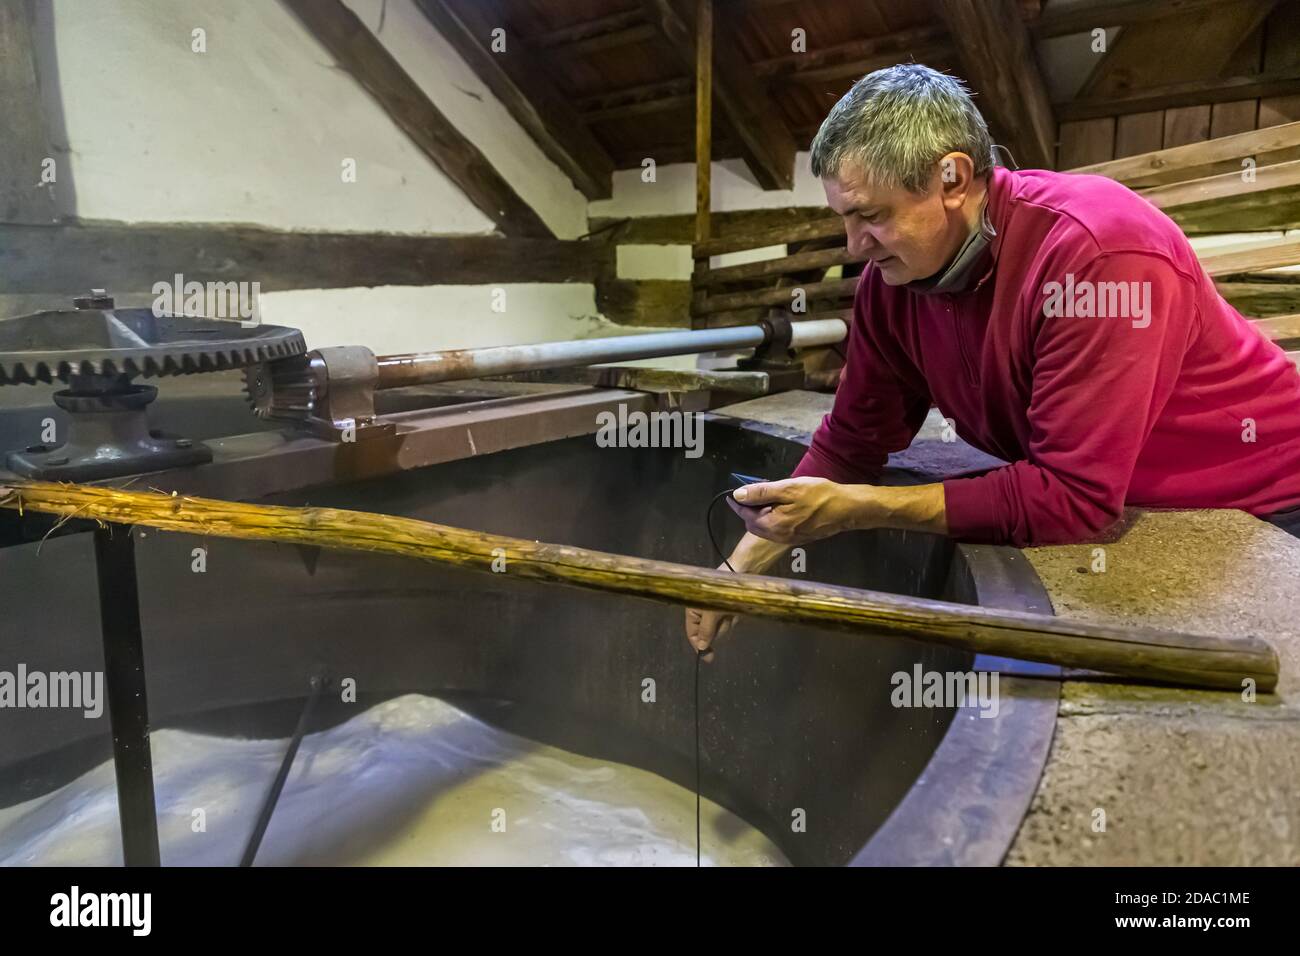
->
xmin=727 ymin=471 xmax=769 ymax=508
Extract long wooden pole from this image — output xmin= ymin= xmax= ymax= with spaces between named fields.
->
xmin=0 ymin=480 xmax=1277 ymax=692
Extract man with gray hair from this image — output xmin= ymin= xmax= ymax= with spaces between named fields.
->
xmin=687 ymin=64 xmax=1300 ymax=659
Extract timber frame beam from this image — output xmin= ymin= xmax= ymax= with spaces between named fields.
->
xmin=0 ymin=221 xmax=603 ymax=297
xmin=936 ymin=0 xmax=1058 ymax=170
xmin=639 ymin=0 xmax=797 ymax=189
xmin=413 ymin=0 xmax=616 ymax=200
xmin=283 ymin=0 xmax=553 ymax=238
xmin=1031 ymin=0 xmax=1247 ymax=37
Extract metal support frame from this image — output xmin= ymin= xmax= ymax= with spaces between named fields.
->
xmin=92 ymin=523 xmax=161 ymax=867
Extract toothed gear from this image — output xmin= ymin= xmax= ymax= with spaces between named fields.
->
xmin=242 ymin=354 xmax=320 ymax=422
xmin=0 ymin=307 xmax=306 ymax=386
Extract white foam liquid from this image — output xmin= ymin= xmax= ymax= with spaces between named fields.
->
xmin=0 ymin=694 xmax=788 ymax=867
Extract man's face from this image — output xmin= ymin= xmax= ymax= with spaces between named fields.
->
xmin=822 ymin=158 xmax=972 ymax=285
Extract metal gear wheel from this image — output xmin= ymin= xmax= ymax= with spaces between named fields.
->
xmin=0 ymin=302 xmax=306 ymax=386
xmin=241 ymin=354 xmax=321 ymax=423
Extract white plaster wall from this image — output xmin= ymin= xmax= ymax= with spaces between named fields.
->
xmin=591 ymin=151 xmax=829 ymax=278
xmin=261 ymin=285 xmax=696 ymax=369
xmin=262 ymin=284 xmax=612 ymax=355
xmin=590 ymin=151 xmax=827 ymax=221
xmin=29 ymin=0 xmax=627 ymax=352
xmin=40 ymin=0 xmax=493 ymax=234
xmin=343 ymin=0 xmax=587 ymax=240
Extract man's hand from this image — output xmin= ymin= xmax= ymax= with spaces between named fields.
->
xmin=684 ymin=482 xmax=947 ymax=663
xmin=729 ymin=477 xmax=948 ymax=544
xmin=727 ymin=477 xmax=862 ymax=545
xmin=683 ymin=536 xmax=788 ymax=662
xmin=685 ymin=604 xmax=737 ymax=664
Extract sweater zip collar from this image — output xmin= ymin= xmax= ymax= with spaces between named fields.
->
xmin=903 ymin=196 xmax=996 ymax=296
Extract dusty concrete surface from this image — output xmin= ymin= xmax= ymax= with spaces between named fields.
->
xmin=1010 ymin=510 xmax=1300 ymax=865
xmin=715 ymin=391 xmax=1300 ymax=866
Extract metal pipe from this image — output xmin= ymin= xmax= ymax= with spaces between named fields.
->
xmin=374 ymin=318 xmax=847 ymax=390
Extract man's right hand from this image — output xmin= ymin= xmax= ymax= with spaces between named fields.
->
xmin=683 ymin=533 xmax=789 ymax=662
xmin=684 ymin=605 xmax=738 ymax=663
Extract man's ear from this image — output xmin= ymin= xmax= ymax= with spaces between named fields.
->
xmin=937 ymin=152 xmax=977 ymax=210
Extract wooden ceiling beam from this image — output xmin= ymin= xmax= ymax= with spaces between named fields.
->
xmin=1032 ymin=0 xmax=1242 ymax=38
xmin=753 ymin=25 xmax=948 ymax=77
xmin=1059 ymin=72 xmax=1300 ymax=121
xmin=538 ymin=23 xmax=658 ymax=58
xmin=936 ymin=0 xmax=1058 ymax=169
xmin=1078 ymin=0 xmax=1277 ymax=102
xmin=0 ymin=221 xmax=603 ymax=294
xmin=582 ymin=93 xmax=696 ymax=124
xmin=526 ymin=9 xmax=648 ymax=50
xmin=283 ymin=0 xmax=552 ymax=238
xmin=415 ymin=0 xmax=615 ymax=200
xmin=770 ymin=43 xmax=957 ymax=87
xmin=638 ymin=0 xmax=797 ymax=189
xmin=577 ymin=77 xmax=694 ymax=114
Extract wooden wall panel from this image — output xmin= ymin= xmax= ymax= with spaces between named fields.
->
xmin=1114 ymin=111 xmax=1166 ymax=158
xmin=1210 ymin=99 xmax=1261 ymax=136
xmin=1163 ymin=105 xmax=1213 ymax=147
xmin=1058 ymin=117 xmax=1116 ymax=168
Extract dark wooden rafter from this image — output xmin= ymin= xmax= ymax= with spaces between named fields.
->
xmin=1078 ymin=0 xmax=1277 ymax=103
xmin=282 ymin=0 xmax=552 ymax=238
xmin=525 ymin=8 xmax=655 ymax=54
xmin=935 ymin=0 xmax=1058 ymax=170
xmin=608 ymin=136 xmax=741 ymax=167
xmin=582 ymin=93 xmax=696 ymax=124
xmin=639 ymin=0 xmax=797 ymax=189
xmin=1059 ymin=72 xmax=1300 ymax=121
xmin=0 ymin=0 xmax=57 ymax=224
xmin=754 ymin=24 xmax=952 ymax=80
xmin=413 ymin=0 xmax=615 ymax=200
xmin=588 ymin=206 xmax=836 ymax=244
xmin=577 ymin=77 xmax=695 ymax=114
xmin=576 ymin=21 xmax=957 ymax=137
xmin=0 ymin=221 xmax=602 ymax=295
xmin=1031 ymin=0 xmax=1249 ymax=37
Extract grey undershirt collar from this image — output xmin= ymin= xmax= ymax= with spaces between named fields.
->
xmin=904 ymin=195 xmax=997 ymax=296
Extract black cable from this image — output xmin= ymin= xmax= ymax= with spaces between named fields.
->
xmin=707 ymin=489 xmax=738 ymax=573
xmin=696 ymin=488 xmax=746 ymax=866
xmin=695 ymin=648 xmax=702 ymax=867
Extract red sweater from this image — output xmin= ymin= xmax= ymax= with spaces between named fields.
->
xmin=792 ymin=165 xmax=1300 ymax=546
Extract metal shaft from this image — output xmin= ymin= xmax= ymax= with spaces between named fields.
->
xmin=374 ymin=318 xmax=847 ymax=390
